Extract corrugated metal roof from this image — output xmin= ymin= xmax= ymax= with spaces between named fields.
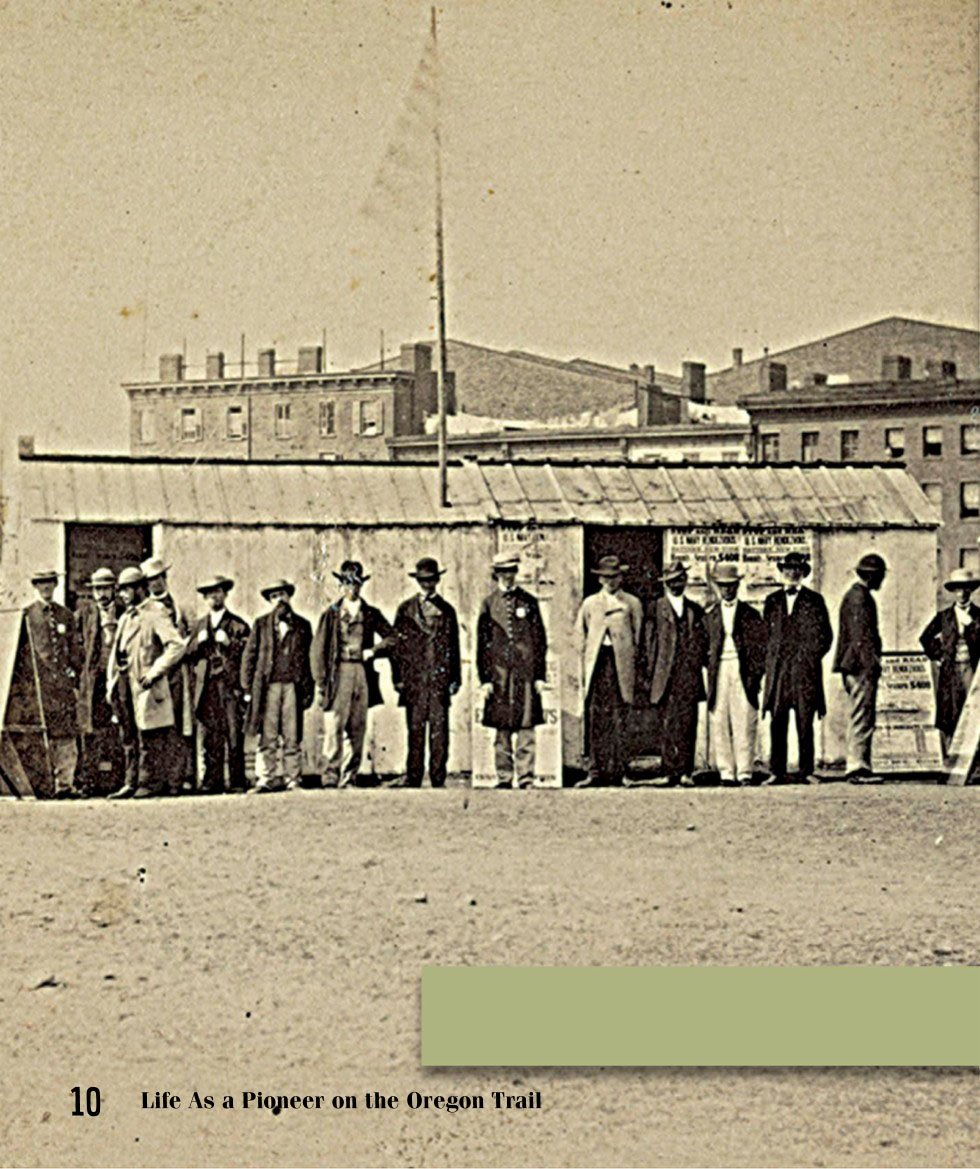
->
xmin=19 ymin=458 xmax=939 ymax=530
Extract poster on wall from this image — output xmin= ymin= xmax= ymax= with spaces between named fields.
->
xmin=497 ymin=526 xmax=558 ymax=598
xmin=874 ymin=651 xmax=943 ymax=772
xmin=471 ymin=656 xmax=562 ymax=788
xmin=666 ymin=527 xmax=814 ymax=592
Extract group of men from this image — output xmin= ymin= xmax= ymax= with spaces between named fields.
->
xmin=15 ymin=542 xmax=980 ymax=796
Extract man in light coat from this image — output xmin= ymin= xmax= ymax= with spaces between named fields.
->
xmin=833 ymin=552 xmax=887 ymax=783
xmin=575 ymin=555 xmax=644 ymax=787
xmin=141 ymin=556 xmax=194 ymax=793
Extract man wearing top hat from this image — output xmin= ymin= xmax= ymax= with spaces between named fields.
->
xmin=575 ymin=555 xmax=644 ymax=787
xmin=390 ymin=557 xmax=462 ymax=788
xmin=311 ymin=561 xmax=395 ymax=788
xmin=833 ymin=553 xmax=888 ymax=783
xmin=705 ymin=563 xmax=767 ymax=786
xmin=241 ymin=579 xmax=315 ymax=792
xmin=186 ymin=574 xmax=251 ymax=793
xmin=75 ymin=567 xmax=123 ymax=795
xmin=476 ymin=551 xmax=548 ymax=789
xmin=762 ymin=551 xmax=833 ymax=785
xmin=646 ymin=560 xmax=708 ymax=787
xmin=919 ymin=566 xmax=980 ymax=756
xmin=19 ymin=570 xmax=81 ymax=797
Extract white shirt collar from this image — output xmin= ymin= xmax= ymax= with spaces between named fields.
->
xmin=667 ymin=592 xmax=685 ymax=617
xmin=342 ymin=596 xmax=363 ymax=618
xmin=209 ymin=608 xmax=225 ymax=628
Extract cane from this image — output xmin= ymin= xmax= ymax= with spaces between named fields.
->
xmin=23 ymin=612 xmax=54 ymax=790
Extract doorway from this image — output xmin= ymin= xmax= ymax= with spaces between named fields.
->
xmin=65 ymin=523 xmax=154 ymax=610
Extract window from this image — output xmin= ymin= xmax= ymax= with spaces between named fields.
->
xmin=960 ymin=548 xmax=980 ymax=574
xmin=226 ymin=404 xmax=246 ymax=440
xmin=923 ymin=425 xmax=943 ymax=458
xmin=801 ymin=432 xmax=819 ymax=463
xmin=759 ymin=433 xmax=780 ymax=462
xmin=960 ymin=482 xmax=980 ymax=519
xmin=922 ymin=483 xmax=943 ymax=509
xmin=274 ymin=402 xmax=291 ymax=439
xmin=319 ymin=400 xmax=336 ymax=437
xmin=721 ymin=450 xmax=742 ymax=463
xmin=179 ymin=406 xmax=202 ymax=441
xmin=840 ymin=429 xmax=859 ymax=460
xmin=138 ymin=407 xmax=156 ymax=444
xmin=885 ymin=427 xmax=905 ymax=458
xmin=357 ymin=399 xmax=383 ymax=436
xmin=962 ymin=425 xmax=980 ymax=454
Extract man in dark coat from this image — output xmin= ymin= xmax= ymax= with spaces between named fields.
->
xmin=19 ymin=569 xmax=81 ymax=798
xmin=186 ymin=574 xmax=251 ymax=793
xmin=833 ymin=553 xmax=887 ymax=782
xmin=390 ymin=557 xmax=461 ymax=788
xmin=241 ymin=579 xmax=314 ymax=792
xmin=705 ymin=564 xmax=767 ymax=785
xmin=311 ymin=560 xmax=395 ymax=788
xmin=476 ymin=551 xmax=548 ymax=789
xmin=919 ymin=566 xmax=980 ymax=755
xmin=646 ymin=560 xmax=708 ymax=787
xmin=75 ymin=567 xmax=122 ymax=795
xmin=762 ymin=552 xmax=833 ymax=784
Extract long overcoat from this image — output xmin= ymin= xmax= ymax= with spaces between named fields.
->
xmin=22 ymin=599 xmax=80 ymax=736
xmin=391 ymin=594 xmax=461 ymax=708
xmin=576 ymin=588 xmax=644 ymax=705
xmin=704 ymin=599 xmax=767 ymax=710
xmin=919 ymin=603 xmax=980 ymax=737
xmin=832 ymin=581 xmax=882 ymax=678
xmin=476 ymin=587 xmax=547 ymax=730
xmin=75 ymin=598 xmax=121 ymax=733
xmin=310 ymin=600 xmax=395 ymax=710
xmin=240 ymin=609 xmax=315 ymax=736
xmin=646 ymin=595 xmax=708 ymax=707
xmin=762 ymin=586 xmax=834 ymax=721
xmin=106 ymin=598 xmax=187 ymax=731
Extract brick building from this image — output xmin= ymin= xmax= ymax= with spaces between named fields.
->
xmin=740 ymin=357 xmax=980 ymax=596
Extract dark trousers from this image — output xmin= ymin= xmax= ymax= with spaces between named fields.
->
xmin=79 ymin=675 xmax=123 ymax=795
xmin=404 ymin=691 xmax=449 ymax=787
xmin=587 ymin=646 xmax=629 ymax=785
xmin=659 ymin=688 xmax=699 ymax=780
xmin=138 ymin=727 xmax=175 ymax=793
xmin=199 ymin=681 xmax=246 ymax=791
xmin=113 ymin=675 xmax=139 ymax=790
xmin=769 ymin=707 xmax=815 ymax=779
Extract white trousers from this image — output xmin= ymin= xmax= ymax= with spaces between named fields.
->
xmin=710 ymin=657 xmax=756 ymax=781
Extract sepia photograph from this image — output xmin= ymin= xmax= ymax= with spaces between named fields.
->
xmin=0 ymin=1 xmax=977 ymax=1165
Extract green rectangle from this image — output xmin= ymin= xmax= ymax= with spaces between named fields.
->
xmin=421 ymin=967 xmax=980 ymax=1066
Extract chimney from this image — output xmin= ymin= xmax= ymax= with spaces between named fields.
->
xmin=925 ymin=357 xmax=957 ymax=380
xmin=802 ymin=371 xmax=828 ymax=387
xmin=761 ymin=361 xmax=788 ymax=393
xmin=732 ymin=347 xmax=743 ymax=368
xmin=400 ymin=342 xmax=433 ymax=375
xmin=257 ymin=348 xmax=276 ymax=377
xmin=206 ymin=351 xmax=225 ymax=380
xmin=680 ymin=361 xmax=706 ymax=403
xmin=298 ymin=345 xmax=323 ymax=374
xmin=881 ymin=354 xmax=912 ymax=381
xmin=159 ymin=353 xmax=184 ymax=382
xmin=17 ymin=434 xmax=35 ymax=457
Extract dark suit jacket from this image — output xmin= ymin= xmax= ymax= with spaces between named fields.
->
xmin=186 ymin=609 xmax=251 ymax=717
xmin=833 ymin=581 xmax=882 ymax=677
xmin=476 ymin=586 xmax=547 ymax=729
xmin=75 ymin=598 xmax=121 ymax=733
xmin=705 ymin=599 xmax=767 ymax=710
xmin=391 ymin=593 xmax=461 ymax=707
xmin=241 ymin=608 xmax=315 ymax=735
xmin=22 ymin=600 xmax=80 ymax=735
xmin=762 ymin=586 xmax=834 ymax=721
xmin=919 ymin=603 xmax=980 ymax=736
xmin=310 ymin=600 xmax=395 ymax=710
xmin=646 ymin=595 xmax=708 ymax=706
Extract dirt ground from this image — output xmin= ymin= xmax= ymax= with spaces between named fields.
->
xmin=1 ymin=784 xmax=977 ymax=1168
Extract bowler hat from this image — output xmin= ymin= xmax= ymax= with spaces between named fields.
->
xmin=856 ymin=553 xmax=887 ymax=576
xmin=409 ymin=557 xmax=446 ymax=580
xmin=661 ymin=559 xmax=689 ymax=583
xmin=139 ymin=556 xmax=170 ymax=581
xmin=117 ymin=566 xmax=145 ymax=587
xmin=776 ymin=552 xmax=812 ymax=577
xmin=592 ymin=554 xmax=628 ymax=577
xmin=89 ymin=567 xmax=116 ymax=587
xmin=260 ymin=578 xmax=296 ymax=600
xmin=332 ymin=559 xmax=370 ymax=584
xmin=30 ymin=569 xmax=59 ymax=585
xmin=491 ymin=551 xmax=520 ymax=574
xmin=711 ymin=563 xmax=743 ymax=584
xmin=944 ymin=567 xmax=980 ymax=592
xmin=196 ymin=573 xmax=234 ymax=595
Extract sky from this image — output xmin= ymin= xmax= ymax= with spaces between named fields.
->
xmin=1 ymin=0 xmax=977 ymax=455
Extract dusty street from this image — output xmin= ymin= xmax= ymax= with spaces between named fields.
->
xmin=1 ymin=784 xmax=977 ymax=1168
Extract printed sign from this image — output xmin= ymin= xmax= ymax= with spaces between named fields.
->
xmin=497 ymin=527 xmax=558 ymax=596
xmin=874 ymin=652 xmax=943 ymax=772
xmin=471 ymin=656 xmax=562 ymax=788
xmin=665 ymin=527 xmax=813 ymax=590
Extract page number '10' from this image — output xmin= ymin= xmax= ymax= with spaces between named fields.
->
xmin=70 ymin=1087 xmax=101 ymax=1117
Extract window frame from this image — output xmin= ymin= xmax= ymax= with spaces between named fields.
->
xmin=840 ymin=429 xmax=859 ymax=461
xmin=923 ymin=425 xmax=943 ymax=458
xmin=961 ymin=424 xmax=980 ymax=455
xmin=884 ymin=426 xmax=905 ymax=458
xmin=800 ymin=431 xmax=819 ymax=463
xmin=179 ymin=405 xmax=202 ymax=442
xmin=226 ymin=403 xmax=247 ymax=441
xmin=274 ymin=401 xmax=292 ymax=440
xmin=319 ymin=399 xmax=336 ymax=437
xmin=960 ymin=481 xmax=980 ymax=520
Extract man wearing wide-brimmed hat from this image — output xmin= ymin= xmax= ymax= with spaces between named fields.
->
xmin=920 ymin=566 xmax=980 ymax=755
xmin=311 ymin=561 xmax=395 ymax=788
xmin=186 ymin=574 xmax=251 ymax=793
xmin=705 ymin=563 xmax=767 ymax=785
xmin=761 ymin=551 xmax=833 ymax=784
xmin=646 ymin=559 xmax=708 ymax=787
xmin=105 ymin=566 xmax=145 ymax=797
xmin=389 ymin=557 xmax=461 ymax=788
xmin=241 ymin=579 xmax=314 ymax=792
xmin=833 ymin=553 xmax=888 ymax=782
xmin=575 ymin=555 xmax=643 ymax=787
xmin=476 ymin=550 xmax=549 ymax=788
xmin=75 ymin=567 xmax=122 ymax=795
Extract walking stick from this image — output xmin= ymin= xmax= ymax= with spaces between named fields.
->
xmin=24 ymin=612 xmax=54 ymax=790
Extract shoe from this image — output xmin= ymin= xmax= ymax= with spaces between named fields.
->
xmin=848 ymin=772 xmax=883 ymax=784
xmin=802 ymin=773 xmax=821 ymax=785
xmin=493 ymin=780 xmax=513 ymax=789
xmin=107 ymin=785 xmax=136 ymax=800
xmin=131 ymin=786 xmax=157 ymax=799
xmin=718 ymin=775 xmax=738 ymax=787
xmin=650 ymin=775 xmax=677 ymax=787
xmin=679 ymin=774 xmax=695 ymax=788
xmin=573 ymin=777 xmax=597 ymax=788
xmin=248 ymin=782 xmax=281 ymax=795
xmin=53 ymin=788 xmax=80 ymax=800
xmin=736 ymin=775 xmax=753 ymax=786
xmin=760 ymin=774 xmax=783 ymax=787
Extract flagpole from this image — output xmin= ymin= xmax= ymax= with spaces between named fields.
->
xmin=431 ymin=5 xmax=449 ymax=507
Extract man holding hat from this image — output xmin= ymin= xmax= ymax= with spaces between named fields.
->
xmin=575 ymin=555 xmax=643 ymax=786
xmin=919 ymin=567 xmax=980 ymax=756
xmin=390 ymin=557 xmax=462 ymax=788
xmin=646 ymin=560 xmax=708 ymax=787
xmin=241 ymin=580 xmax=314 ymax=792
xmin=311 ymin=561 xmax=395 ymax=788
xmin=18 ymin=570 xmax=81 ymax=797
xmin=833 ymin=553 xmax=888 ymax=782
xmin=762 ymin=551 xmax=833 ymax=784
xmin=186 ymin=574 xmax=251 ymax=793
xmin=76 ymin=567 xmax=122 ymax=795
xmin=705 ymin=564 xmax=767 ymax=785
xmin=476 ymin=551 xmax=548 ymax=788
